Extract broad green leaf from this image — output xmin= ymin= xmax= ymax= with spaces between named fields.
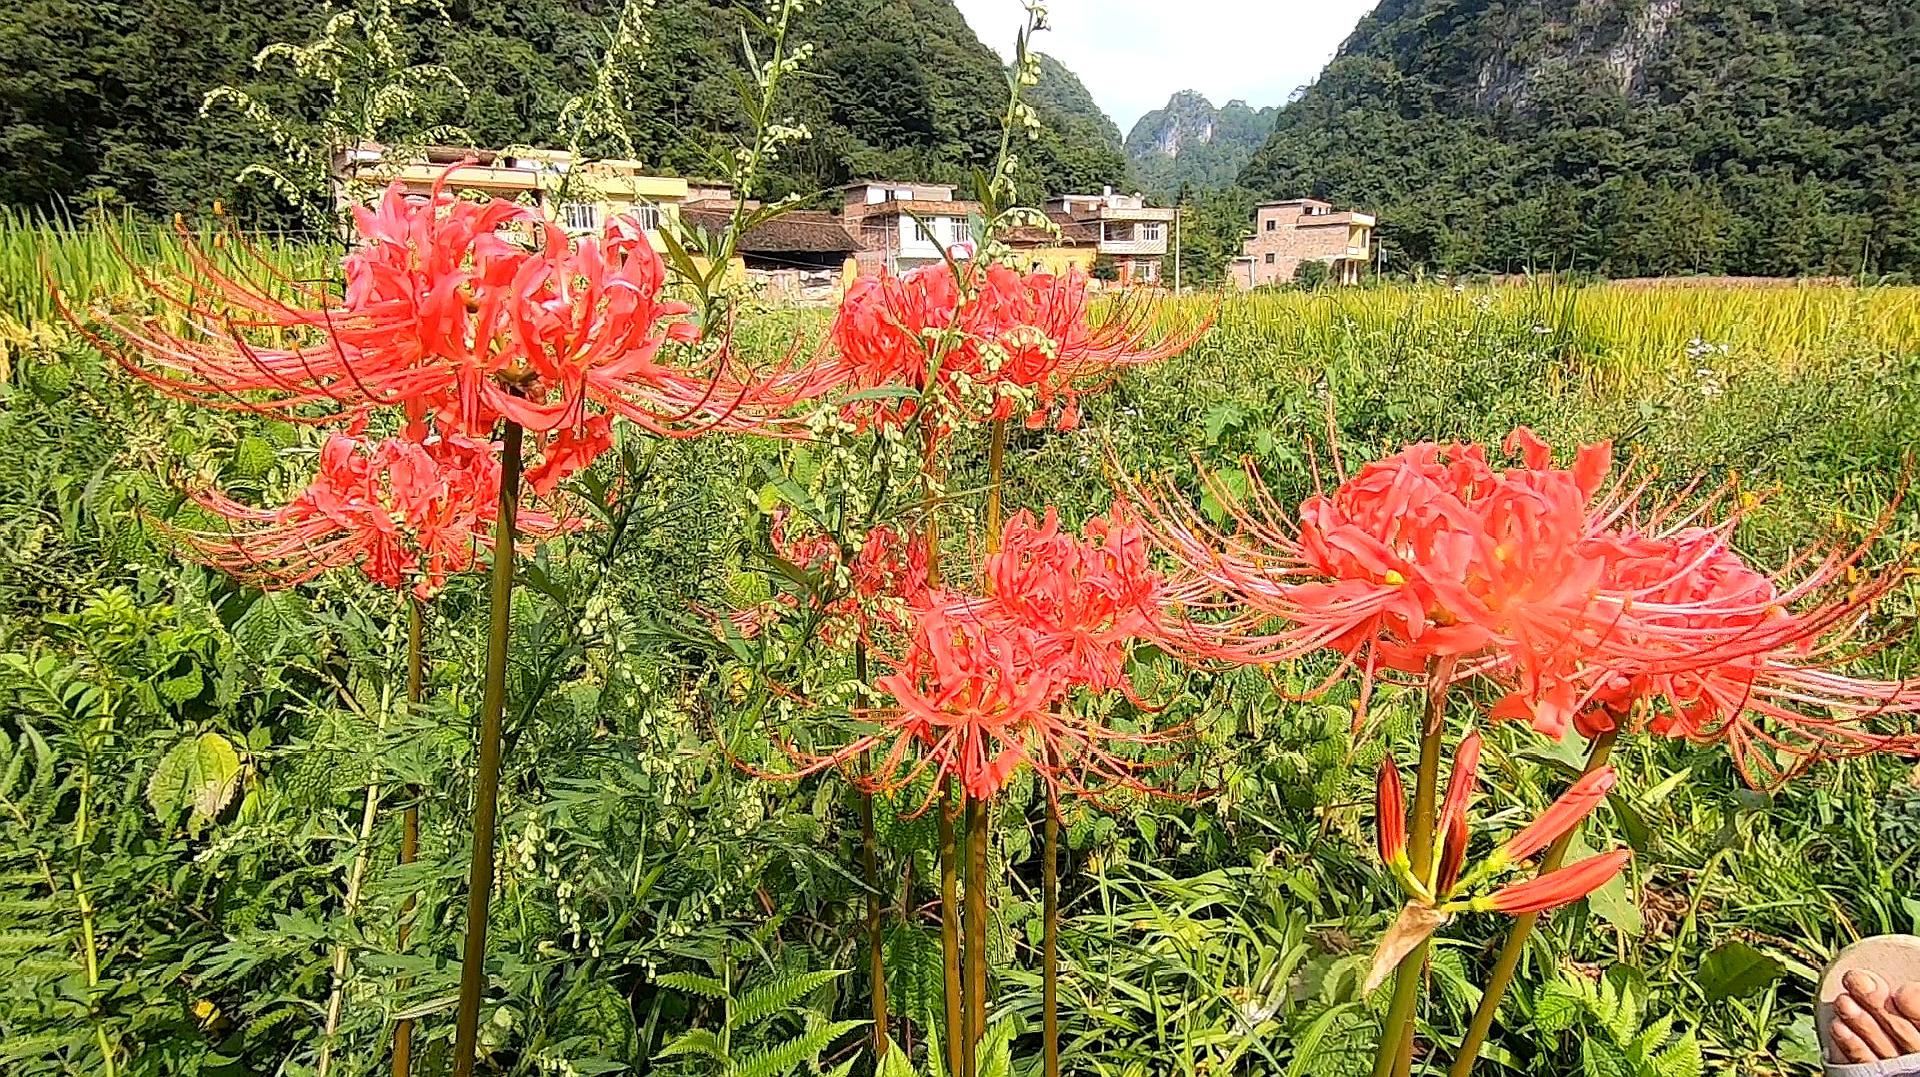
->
xmin=876 ymin=1036 xmax=916 ymax=1077
xmin=1586 ymin=868 xmax=1643 ymax=937
xmin=1697 ymin=941 xmax=1784 ymax=1003
xmin=145 ymin=732 xmax=242 ymax=825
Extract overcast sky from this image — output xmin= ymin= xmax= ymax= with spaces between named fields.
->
xmin=952 ymin=0 xmax=1380 ymax=135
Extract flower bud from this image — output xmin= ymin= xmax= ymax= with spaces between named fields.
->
xmin=1497 ymin=766 xmax=1616 ymax=867
xmin=1427 ymin=731 xmax=1480 ymax=894
xmin=1476 ymin=850 xmax=1630 ymax=915
xmin=1376 ymin=755 xmax=1407 ymax=866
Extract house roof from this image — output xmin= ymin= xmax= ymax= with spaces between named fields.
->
xmin=1003 ymin=211 xmax=1099 ymax=247
xmin=849 ymin=199 xmax=983 ymax=217
xmin=679 ymin=207 xmax=861 ymax=254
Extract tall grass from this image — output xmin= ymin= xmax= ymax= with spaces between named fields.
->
xmin=1155 ymin=284 xmax=1920 ymax=396
xmin=0 ymin=207 xmax=322 ymax=327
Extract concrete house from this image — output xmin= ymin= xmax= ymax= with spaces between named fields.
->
xmin=1048 ymin=189 xmax=1175 ymax=286
xmin=332 ymin=143 xmax=694 ymax=251
xmin=839 ymin=180 xmax=982 ymax=275
xmin=1231 ymin=198 xmax=1375 ymax=288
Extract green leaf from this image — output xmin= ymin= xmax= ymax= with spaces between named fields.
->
xmin=145 ymin=732 xmax=242 ymax=825
xmin=876 ymin=1036 xmax=916 ymax=1077
xmin=1580 ymin=1037 xmax=1636 ymax=1077
xmin=1606 ymin=791 xmax=1653 ymax=855
xmin=1650 ymin=1030 xmax=1703 ymax=1077
xmin=1533 ymin=979 xmax=1584 ymax=1035
xmin=654 ymin=971 xmax=728 ymax=999
xmin=1696 ymin=941 xmax=1784 ymax=1004
xmin=732 ymin=969 xmax=847 ymax=1029
xmin=1586 ymin=867 xmax=1643 ymax=937
xmin=656 ymin=1027 xmax=727 ymax=1063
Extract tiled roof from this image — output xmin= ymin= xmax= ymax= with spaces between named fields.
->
xmin=1004 ymin=211 xmax=1099 ymax=246
xmin=678 ymin=207 xmax=861 ymax=254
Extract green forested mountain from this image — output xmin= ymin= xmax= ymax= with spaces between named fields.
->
xmin=0 ymin=0 xmax=1126 ymax=221
xmin=1238 ymin=0 xmax=1920 ymax=277
xmin=1024 ymin=53 xmax=1130 ymax=196
xmin=1125 ymin=91 xmax=1277 ymax=200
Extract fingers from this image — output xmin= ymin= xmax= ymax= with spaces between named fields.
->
xmin=1843 ymin=970 xmax=1920 ymax=1056
xmin=1832 ymin=1016 xmax=1878 ymax=1064
xmin=1836 ymin=992 xmax=1900 ymax=1060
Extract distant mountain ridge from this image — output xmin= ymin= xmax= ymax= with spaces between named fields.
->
xmin=1236 ymin=0 xmax=1920 ymax=276
xmin=1124 ymin=91 xmax=1277 ymax=198
xmin=0 ymin=0 xmax=1132 ymax=218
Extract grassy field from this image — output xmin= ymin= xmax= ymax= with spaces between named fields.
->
xmin=4 ymin=215 xmax=1920 ymax=1077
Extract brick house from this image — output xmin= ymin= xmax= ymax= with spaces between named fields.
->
xmin=1048 ymin=189 xmax=1176 ymax=286
xmin=839 ymin=180 xmax=982 ymax=275
xmin=1231 ymin=198 xmax=1375 ymax=288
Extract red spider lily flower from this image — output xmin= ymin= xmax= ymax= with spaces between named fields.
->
xmin=976 ymin=504 xmax=1169 ymax=696
xmin=1122 ymin=430 xmax=1610 ymax=694
xmin=1376 ymin=756 xmax=1408 ymax=866
xmin=1124 ymin=428 xmax=1920 ymax=783
xmin=829 ymin=263 xmax=1200 ymax=436
xmin=175 ymin=430 xmax=572 ymax=600
xmin=1470 ymin=850 xmax=1632 ymax=915
xmin=1376 ymin=740 xmax=1628 ymax=911
xmin=1491 ymin=514 xmax=1920 ymax=784
xmin=966 ymin=264 xmax=1204 ymax=431
xmin=746 ymin=506 xmax=1188 ymax=809
xmin=730 ymin=514 xmax=931 ymax=645
xmin=75 ymin=176 xmax=831 ymax=496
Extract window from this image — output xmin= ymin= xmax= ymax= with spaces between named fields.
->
xmin=1265 ymin=253 xmax=1276 ymax=264
xmin=1139 ymin=259 xmax=1159 ymax=282
xmin=1139 ymin=222 xmax=1164 ymax=243
xmin=1265 ymin=219 xmax=1277 ymax=231
xmin=910 ymin=218 xmax=934 ymax=244
xmin=560 ymin=201 xmax=599 ymax=232
xmin=627 ymin=204 xmax=662 ymax=231
xmin=949 ymin=219 xmax=972 ymax=244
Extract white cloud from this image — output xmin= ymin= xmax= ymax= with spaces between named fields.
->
xmin=952 ymin=0 xmax=1379 ymax=134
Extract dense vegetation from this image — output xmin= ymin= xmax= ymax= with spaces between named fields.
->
xmin=1238 ymin=0 xmax=1920 ymax=278
xmin=0 ymin=0 xmax=1129 ymax=220
xmin=1124 ymin=92 xmax=1275 ymax=201
xmin=5 ymin=203 xmax=1920 ymax=1076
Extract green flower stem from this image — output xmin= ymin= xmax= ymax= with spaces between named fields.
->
xmin=857 ymin=643 xmax=890 ymax=1061
xmin=1374 ymin=657 xmax=1456 ymax=1077
xmin=452 ymin=418 xmax=521 ymax=1077
xmin=1042 ymin=803 xmax=1061 ymax=1077
xmin=940 ymin=793 xmax=965 ymax=1077
xmin=964 ymin=795 xmax=990 ymax=1077
xmin=1446 ymin=729 xmax=1620 ymax=1077
xmin=393 ymin=596 xmax=424 ymax=1077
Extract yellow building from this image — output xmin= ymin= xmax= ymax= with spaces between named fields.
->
xmin=332 ymin=143 xmax=701 ymax=252
xmin=1003 ymin=212 xmax=1100 ymax=277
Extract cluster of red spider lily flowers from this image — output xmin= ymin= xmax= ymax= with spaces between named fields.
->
xmin=74 ymin=173 xmax=838 ymax=592
xmin=760 ymin=504 xmax=1185 ymax=807
xmin=1125 ymin=427 xmax=1920 ymax=786
xmin=175 ymin=430 xmax=573 ymax=600
xmin=830 ymin=261 xmax=1194 ymax=436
